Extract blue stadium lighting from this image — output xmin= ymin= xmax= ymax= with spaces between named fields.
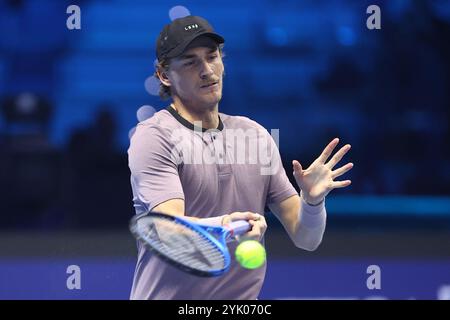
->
xmin=266 ymin=27 xmax=288 ymax=47
xmin=337 ymin=26 xmax=356 ymax=46
xmin=144 ymin=75 xmax=160 ymax=96
xmin=16 ymin=92 xmax=37 ymax=114
xmin=169 ymin=6 xmax=191 ymax=21
xmin=128 ymin=126 xmax=136 ymax=140
xmin=136 ymin=105 xmax=156 ymax=122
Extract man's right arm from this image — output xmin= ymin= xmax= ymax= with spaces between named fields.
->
xmin=152 ymin=199 xmax=264 ymax=239
xmin=152 ymin=199 xmax=185 ymax=216
xmin=128 ymin=124 xmax=185 ymax=215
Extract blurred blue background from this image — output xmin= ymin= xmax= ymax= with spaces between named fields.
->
xmin=0 ymin=0 xmax=449 ymax=299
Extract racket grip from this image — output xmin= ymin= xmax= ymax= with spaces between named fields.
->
xmin=226 ymin=220 xmax=251 ymax=237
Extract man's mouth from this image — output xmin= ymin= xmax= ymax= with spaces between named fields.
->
xmin=201 ymin=81 xmax=219 ymax=88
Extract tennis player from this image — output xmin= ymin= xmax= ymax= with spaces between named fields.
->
xmin=128 ymin=15 xmax=353 ymax=299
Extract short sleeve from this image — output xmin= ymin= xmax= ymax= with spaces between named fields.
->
xmin=265 ymin=132 xmax=297 ymax=205
xmin=128 ymin=124 xmax=184 ymax=213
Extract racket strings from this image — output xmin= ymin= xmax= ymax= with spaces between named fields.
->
xmin=137 ymin=216 xmax=226 ymax=271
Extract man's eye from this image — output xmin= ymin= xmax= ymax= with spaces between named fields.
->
xmin=209 ymin=55 xmax=218 ymax=60
xmin=184 ymin=61 xmax=194 ymax=66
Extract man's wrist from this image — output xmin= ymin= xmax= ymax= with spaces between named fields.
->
xmin=200 ymin=215 xmax=227 ymax=227
xmin=300 ymin=190 xmax=324 ymax=206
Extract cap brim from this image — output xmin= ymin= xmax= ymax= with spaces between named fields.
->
xmin=165 ymin=32 xmax=225 ymax=59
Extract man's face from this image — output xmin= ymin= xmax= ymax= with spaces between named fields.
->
xmin=165 ymin=37 xmax=224 ymax=109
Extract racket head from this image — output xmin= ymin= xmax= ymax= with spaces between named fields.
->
xmin=129 ymin=212 xmax=231 ymax=277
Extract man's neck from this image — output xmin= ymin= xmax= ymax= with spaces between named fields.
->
xmin=170 ymin=99 xmax=219 ymax=130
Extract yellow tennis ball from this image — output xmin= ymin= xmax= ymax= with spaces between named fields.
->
xmin=235 ymin=240 xmax=266 ymax=269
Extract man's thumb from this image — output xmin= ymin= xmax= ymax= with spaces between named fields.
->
xmin=292 ymin=160 xmax=302 ymax=174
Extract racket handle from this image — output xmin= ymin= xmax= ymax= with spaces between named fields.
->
xmin=225 ymin=220 xmax=251 ymax=238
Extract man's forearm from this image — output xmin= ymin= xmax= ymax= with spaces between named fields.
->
xmin=181 ymin=215 xmax=226 ymax=226
xmin=292 ymin=195 xmax=327 ymax=251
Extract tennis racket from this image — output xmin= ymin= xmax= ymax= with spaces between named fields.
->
xmin=129 ymin=211 xmax=251 ymax=277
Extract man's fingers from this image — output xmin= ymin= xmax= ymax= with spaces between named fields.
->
xmin=225 ymin=212 xmax=266 ymax=240
xmin=331 ymin=162 xmax=354 ymax=179
xmin=318 ymin=138 xmax=340 ymax=164
xmin=292 ymin=160 xmax=302 ymax=174
xmin=327 ymin=144 xmax=351 ymax=169
xmin=250 ymin=215 xmax=266 ymax=228
xmin=221 ymin=215 xmax=231 ymax=225
xmin=331 ymin=180 xmax=352 ymax=189
xmin=227 ymin=211 xmax=261 ymax=223
xmin=243 ymin=218 xmax=267 ymax=241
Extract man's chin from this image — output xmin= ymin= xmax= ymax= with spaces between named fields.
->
xmin=198 ymin=93 xmax=222 ymax=107
xmin=179 ymin=92 xmax=222 ymax=110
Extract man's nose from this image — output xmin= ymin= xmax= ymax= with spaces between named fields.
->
xmin=199 ymin=60 xmax=214 ymax=79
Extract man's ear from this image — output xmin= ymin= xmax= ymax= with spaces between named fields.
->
xmin=156 ymin=68 xmax=171 ymax=87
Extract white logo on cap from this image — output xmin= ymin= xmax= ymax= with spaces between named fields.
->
xmin=184 ymin=24 xmax=199 ymax=31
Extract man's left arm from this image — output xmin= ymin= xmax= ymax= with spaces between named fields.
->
xmin=269 ymin=194 xmax=326 ymax=251
xmin=269 ymin=138 xmax=353 ymax=251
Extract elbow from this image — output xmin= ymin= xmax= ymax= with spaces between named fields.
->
xmin=293 ymin=233 xmax=324 ymax=251
xmin=294 ymin=239 xmax=322 ymax=252
xmin=291 ymin=223 xmax=326 ymax=252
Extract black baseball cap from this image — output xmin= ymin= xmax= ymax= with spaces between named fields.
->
xmin=156 ymin=15 xmax=225 ymax=61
